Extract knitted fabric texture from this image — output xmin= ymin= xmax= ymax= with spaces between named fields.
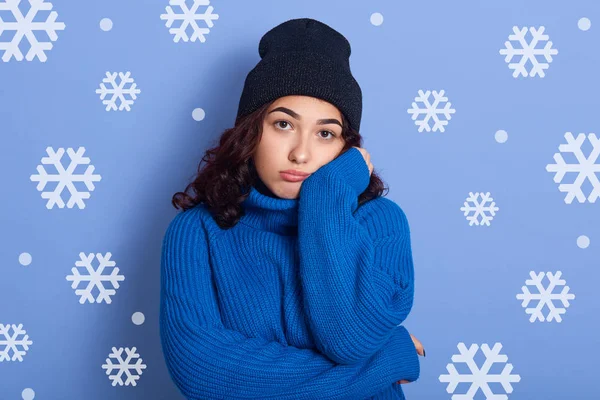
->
xmin=159 ymin=147 xmax=420 ymax=399
xmin=236 ymin=17 xmax=363 ymax=132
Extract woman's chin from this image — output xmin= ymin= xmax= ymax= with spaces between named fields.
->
xmin=274 ymin=182 xmax=301 ymax=199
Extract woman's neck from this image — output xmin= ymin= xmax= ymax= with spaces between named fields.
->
xmin=254 ymin=176 xmax=279 ymax=198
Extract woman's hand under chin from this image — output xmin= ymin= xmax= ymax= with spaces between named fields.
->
xmin=352 ymin=146 xmax=373 ymax=178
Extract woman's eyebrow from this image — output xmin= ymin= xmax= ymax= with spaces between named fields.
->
xmin=268 ymin=107 xmax=342 ymax=128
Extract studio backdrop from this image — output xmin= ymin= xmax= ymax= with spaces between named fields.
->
xmin=1 ymin=0 xmax=598 ymax=399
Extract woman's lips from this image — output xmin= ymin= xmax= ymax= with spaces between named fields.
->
xmin=280 ymin=172 xmax=310 ymax=182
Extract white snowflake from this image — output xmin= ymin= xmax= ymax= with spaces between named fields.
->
xmin=407 ymin=89 xmax=455 ymax=132
xmin=516 ymin=271 xmax=575 ymax=323
xmin=439 ymin=342 xmax=521 ymax=400
xmin=95 ymin=71 xmax=141 ymax=111
xmin=499 ymin=26 xmax=558 ymax=78
xmin=460 ymin=192 xmax=499 ymax=226
xmin=29 ymin=146 xmax=102 ymax=209
xmin=102 ymin=346 xmax=147 ymax=386
xmin=66 ymin=252 xmax=125 ymax=304
xmin=545 ymin=132 xmax=600 ymax=204
xmin=0 ymin=0 xmax=66 ymax=62
xmin=0 ymin=323 xmax=33 ymax=362
xmin=160 ymin=0 xmax=219 ymax=43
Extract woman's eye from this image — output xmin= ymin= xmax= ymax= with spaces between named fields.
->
xmin=274 ymin=121 xmax=336 ymax=140
xmin=276 ymin=121 xmax=290 ymax=129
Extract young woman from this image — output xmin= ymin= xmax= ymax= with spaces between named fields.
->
xmin=160 ymin=17 xmax=425 ymax=400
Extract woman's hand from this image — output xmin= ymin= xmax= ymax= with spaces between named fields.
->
xmin=396 ymin=333 xmax=425 ymax=384
xmin=352 ymin=146 xmax=373 ymax=177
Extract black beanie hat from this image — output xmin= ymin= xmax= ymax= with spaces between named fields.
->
xmin=236 ymin=17 xmax=363 ymax=132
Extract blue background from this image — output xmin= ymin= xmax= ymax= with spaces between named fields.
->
xmin=1 ymin=0 xmax=598 ymax=399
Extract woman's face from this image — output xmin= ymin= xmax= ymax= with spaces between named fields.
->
xmin=253 ymin=95 xmax=346 ymax=199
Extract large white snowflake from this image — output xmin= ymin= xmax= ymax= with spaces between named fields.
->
xmin=439 ymin=342 xmax=521 ymax=399
xmin=0 ymin=323 xmax=33 ymax=362
xmin=407 ymin=89 xmax=455 ymax=132
xmin=460 ymin=192 xmax=499 ymax=226
xmin=66 ymin=252 xmax=125 ymax=304
xmin=499 ymin=26 xmax=558 ymax=78
xmin=95 ymin=71 xmax=141 ymax=111
xmin=30 ymin=146 xmax=102 ymax=209
xmin=102 ymin=346 xmax=147 ymax=386
xmin=516 ymin=271 xmax=575 ymax=323
xmin=0 ymin=0 xmax=66 ymax=62
xmin=545 ymin=132 xmax=600 ymax=204
xmin=160 ymin=0 xmax=219 ymax=43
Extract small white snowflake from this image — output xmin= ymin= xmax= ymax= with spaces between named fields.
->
xmin=0 ymin=323 xmax=33 ymax=362
xmin=460 ymin=192 xmax=499 ymax=226
xmin=66 ymin=252 xmax=125 ymax=304
xmin=160 ymin=0 xmax=219 ymax=43
xmin=407 ymin=89 xmax=455 ymax=132
xmin=0 ymin=0 xmax=66 ymax=62
xmin=516 ymin=271 xmax=575 ymax=323
xmin=29 ymin=146 xmax=102 ymax=209
xmin=439 ymin=342 xmax=521 ymax=399
xmin=95 ymin=71 xmax=141 ymax=111
xmin=102 ymin=346 xmax=147 ymax=386
xmin=545 ymin=132 xmax=600 ymax=204
xmin=499 ymin=26 xmax=558 ymax=78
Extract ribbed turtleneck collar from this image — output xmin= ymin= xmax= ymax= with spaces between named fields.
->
xmin=240 ymin=178 xmax=299 ymax=236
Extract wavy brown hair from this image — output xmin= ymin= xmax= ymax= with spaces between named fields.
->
xmin=172 ymin=99 xmax=389 ymax=229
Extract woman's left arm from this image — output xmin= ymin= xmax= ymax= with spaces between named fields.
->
xmin=297 ymin=147 xmax=416 ymax=365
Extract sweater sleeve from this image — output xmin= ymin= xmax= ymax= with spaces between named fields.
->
xmin=159 ymin=207 xmax=420 ymax=400
xmin=297 ymin=147 xmax=416 ymax=366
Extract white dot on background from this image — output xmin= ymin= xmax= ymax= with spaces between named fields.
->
xmin=578 ymin=17 xmax=591 ymax=31
xmin=100 ymin=18 xmax=113 ymax=32
xmin=132 ymin=312 xmax=145 ymax=325
xmin=370 ymin=13 xmax=384 ymax=26
xmin=19 ymin=252 xmax=32 ymax=266
xmin=495 ymin=129 xmax=508 ymax=143
xmin=22 ymin=388 xmax=35 ymax=400
xmin=577 ymin=235 xmax=590 ymax=249
xmin=192 ymin=108 xmax=205 ymax=121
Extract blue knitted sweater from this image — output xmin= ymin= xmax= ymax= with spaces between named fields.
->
xmin=160 ymin=147 xmax=420 ymax=399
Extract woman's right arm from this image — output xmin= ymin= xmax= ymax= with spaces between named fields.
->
xmin=159 ymin=208 xmax=420 ymax=400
